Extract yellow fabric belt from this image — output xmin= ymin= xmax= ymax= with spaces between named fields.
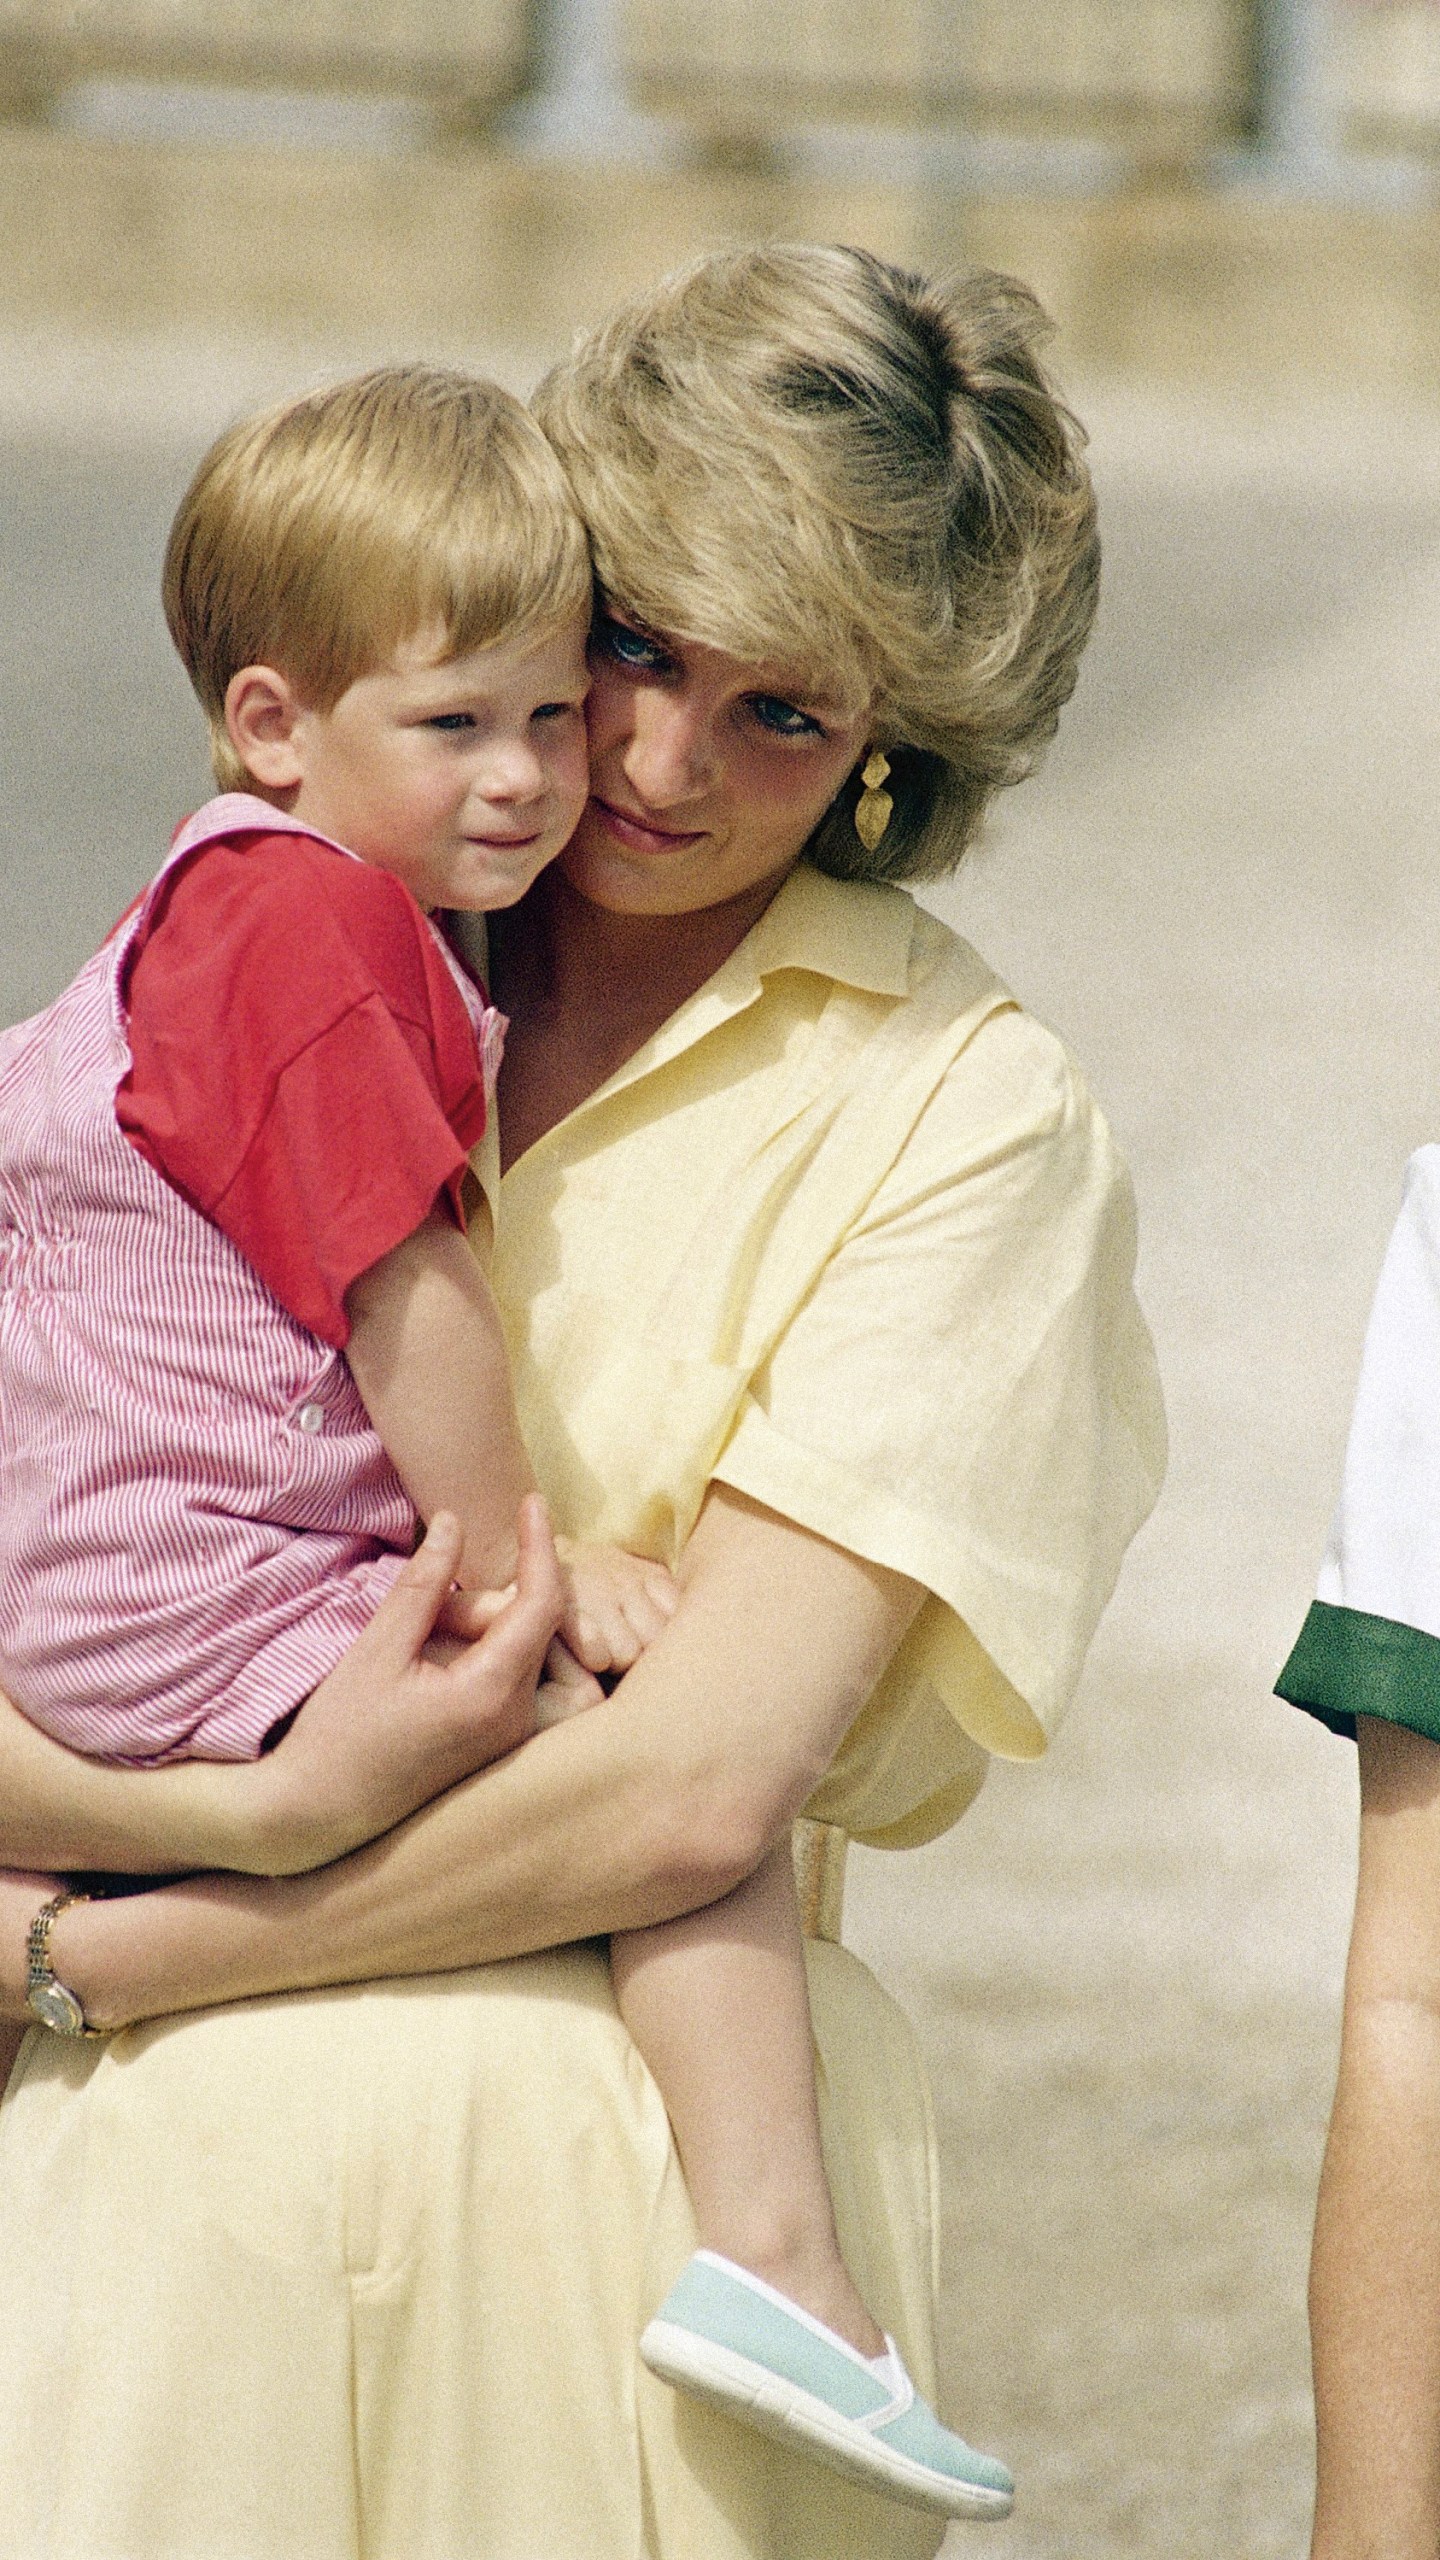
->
xmin=793 ymin=1817 xmax=847 ymax=1944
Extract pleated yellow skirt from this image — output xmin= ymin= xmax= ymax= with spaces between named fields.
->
xmin=0 ymin=1941 xmax=946 ymax=2560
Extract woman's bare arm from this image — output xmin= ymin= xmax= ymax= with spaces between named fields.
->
xmin=1310 ymin=1713 xmax=1440 ymax=2559
xmin=0 ymin=1487 xmax=923 ymax=2032
xmin=0 ymin=1507 xmax=561 ymax=1879
xmin=0 ymin=1690 xmax=251 ymax=1875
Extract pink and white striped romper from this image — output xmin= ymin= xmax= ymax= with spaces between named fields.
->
xmin=0 ymin=798 xmax=503 ymax=1765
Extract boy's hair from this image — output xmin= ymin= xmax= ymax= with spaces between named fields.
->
xmin=534 ymin=244 xmax=1097 ymax=884
xmin=164 ymin=364 xmax=592 ymax=791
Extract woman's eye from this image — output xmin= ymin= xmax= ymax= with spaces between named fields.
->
xmin=427 ymin=712 xmax=475 ymax=732
xmin=750 ymin=695 xmax=822 ymax=739
xmin=595 ymin=616 xmax=670 ymax=674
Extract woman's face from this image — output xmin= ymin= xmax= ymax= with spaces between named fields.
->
xmin=561 ymin=606 xmax=873 ymax=917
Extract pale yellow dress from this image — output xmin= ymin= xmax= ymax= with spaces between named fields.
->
xmin=0 ymin=867 xmax=1164 ymax=2560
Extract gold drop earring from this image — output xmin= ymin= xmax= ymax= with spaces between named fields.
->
xmin=854 ymin=749 xmax=892 ymax=853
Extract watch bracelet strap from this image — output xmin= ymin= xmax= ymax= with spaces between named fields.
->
xmin=26 ymin=1889 xmax=105 ymax=2035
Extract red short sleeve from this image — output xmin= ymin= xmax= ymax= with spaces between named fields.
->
xmin=116 ymin=834 xmax=489 ymax=1347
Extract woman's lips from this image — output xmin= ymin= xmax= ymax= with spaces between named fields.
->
xmin=591 ymin=795 xmax=706 ymax=855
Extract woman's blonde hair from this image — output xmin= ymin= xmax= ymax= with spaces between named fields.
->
xmin=164 ymin=363 xmax=592 ymax=791
xmin=534 ymin=243 xmax=1097 ymax=883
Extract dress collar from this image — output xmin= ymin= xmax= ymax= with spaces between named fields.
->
xmin=563 ymin=863 xmax=920 ymax=1115
xmin=724 ymin=863 xmax=917 ymax=1003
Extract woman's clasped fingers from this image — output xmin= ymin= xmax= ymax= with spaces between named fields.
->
xmin=368 ymin=1508 xmax=468 ymax=1664
xmin=436 ymin=1580 xmax=518 ymax=1642
xmin=250 ymin=1501 xmax=563 ymax=1872
xmin=449 ymin=1495 xmax=565 ymax=1696
xmin=374 ymin=1501 xmax=560 ymax=1683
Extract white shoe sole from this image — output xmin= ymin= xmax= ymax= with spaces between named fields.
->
xmin=640 ymin=2318 xmax=1014 ymax=2521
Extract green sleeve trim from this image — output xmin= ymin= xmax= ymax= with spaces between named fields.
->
xmin=1276 ymin=1598 xmax=1440 ymax=1745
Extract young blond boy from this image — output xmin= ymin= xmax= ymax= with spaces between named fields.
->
xmin=3 ymin=369 xmax=672 ymax=1772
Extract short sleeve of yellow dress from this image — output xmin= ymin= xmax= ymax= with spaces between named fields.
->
xmin=0 ymin=870 xmax=1163 ymax=2560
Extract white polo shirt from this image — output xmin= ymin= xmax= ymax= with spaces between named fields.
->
xmin=1279 ymin=1145 xmax=1440 ymax=1743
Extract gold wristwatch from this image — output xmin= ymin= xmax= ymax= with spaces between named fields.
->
xmin=25 ymin=1890 xmax=104 ymax=2037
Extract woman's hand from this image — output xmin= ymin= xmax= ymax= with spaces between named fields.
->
xmin=0 ymin=1503 xmax=561 ymax=1888
xmin=241 ymin=1499 xmax=563 ymax=1875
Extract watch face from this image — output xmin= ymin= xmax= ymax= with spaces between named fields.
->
xmin=27 ymin=1980 xmax=84 ymax=2035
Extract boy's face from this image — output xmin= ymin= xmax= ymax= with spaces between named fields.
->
xmin=278 ymin=621 xmax=590 ymax=912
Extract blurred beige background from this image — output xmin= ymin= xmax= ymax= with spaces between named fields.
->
xmin=4 ymin=5 xmax=1440 ymax=2551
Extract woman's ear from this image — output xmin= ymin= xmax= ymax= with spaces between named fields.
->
xmin=224 ymin=665 xmax=307 ymax=793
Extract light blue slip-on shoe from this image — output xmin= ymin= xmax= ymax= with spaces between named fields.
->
xmin=639 ymin=2250 xmax=1014 ymax=2522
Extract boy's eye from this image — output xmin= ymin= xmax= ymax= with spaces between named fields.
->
xmin=594 ymin=615 xmax=671 ymax=675
xmin=533 ymin=699 xmax=582 ymax=722
xmin=427 ymin=712 xmax=475 ymax=732
xmin=751 ymin=694 xmax=822 ymax=740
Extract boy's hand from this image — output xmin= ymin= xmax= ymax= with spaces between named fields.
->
xmin=552 ymin=1539 xmax=679 ymax=1674
xmin=246 ymin=1498 xmax=561 ymax=1874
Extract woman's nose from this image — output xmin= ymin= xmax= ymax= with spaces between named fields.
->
xmin=623 ymin=694 xmax=718 ymax=807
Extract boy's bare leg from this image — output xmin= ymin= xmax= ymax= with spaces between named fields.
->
xmin=610 ymin=1836 xmax=885 ymax=2355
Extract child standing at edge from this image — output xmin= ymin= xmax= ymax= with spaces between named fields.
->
xmin=1 ymin=364 xmax=1010 ymax=2523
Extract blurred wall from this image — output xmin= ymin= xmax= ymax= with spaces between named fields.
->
xmin=1 ymin=2 xmax=1439 ymax=401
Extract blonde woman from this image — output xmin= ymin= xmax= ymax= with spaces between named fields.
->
xmin=0 ymin=244 xmax=1164 ymax=2560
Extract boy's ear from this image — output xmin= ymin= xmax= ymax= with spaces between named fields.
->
xmin=224 ymin=665 xmax=307 ymax=792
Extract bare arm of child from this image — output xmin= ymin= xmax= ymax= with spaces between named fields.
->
xmin=344 ymin=1206 xmax=536 ymax=1592
xmin=1310 ymin=1711 xmax=1440 ymax=2559
xmin=344 ymin=1205 xmax=677 ymax=1673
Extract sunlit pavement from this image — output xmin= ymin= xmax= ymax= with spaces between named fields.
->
xmin=7 ymin=337 xmax=1440 ymax=2557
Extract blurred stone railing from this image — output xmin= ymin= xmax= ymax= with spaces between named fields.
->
xmin=621 ymin=0 xmax=1440 ymax=167
xmin=0 ymin=0 xmax=532 ymax=123
xmin=1 ymin=0 xmax=1438 ymax=168
xmin=622 ymin=0 xmax=1254 ymax=152
xmin=1344 ymin=2 xmax=1440 ymax=145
